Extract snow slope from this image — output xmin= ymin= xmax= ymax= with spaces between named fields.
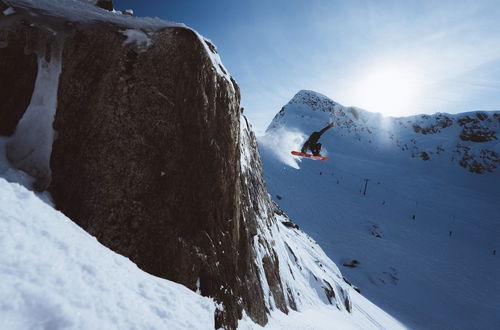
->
xmin=239 ymin=117 xmax=405 ymax=329
xmin=239 ymin=301 xmax=400 ymax=330
xmin=260 ymin=90 xmax=500 ymax=329
xmin=0 ymin=177 xmax=215 ymax=330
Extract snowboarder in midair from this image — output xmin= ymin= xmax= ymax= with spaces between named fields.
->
xmin=301 ymin=123 xmax=335 ymax=156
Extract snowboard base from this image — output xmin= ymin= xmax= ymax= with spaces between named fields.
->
xmin=291 ymin=151 xmax=329 ymax=161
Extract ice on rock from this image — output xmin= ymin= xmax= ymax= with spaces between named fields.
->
xmin=120 ymin=29 xmax=152 ymax=52
xmin=6 ymin=35 xmax=64 ymax=190
xmin=2 ymin=7 xmax=16 ymax=15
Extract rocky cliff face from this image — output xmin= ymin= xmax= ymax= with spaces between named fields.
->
xmin=239 ymin=116 xmax=354 ymax=317
xmin=1 ymin=2 xmax=355 ymax=329
xmin=51 ymin=26 xmax=246 ymax=328
xmin=0 ymin=20 xmax=38 ymax=136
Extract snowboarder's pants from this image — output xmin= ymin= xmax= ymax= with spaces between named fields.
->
xmin=301 ymin=142 xmax=322 ymax=156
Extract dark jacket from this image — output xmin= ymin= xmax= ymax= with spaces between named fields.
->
xmin=301 ymin=124 xmax=333 ymax=155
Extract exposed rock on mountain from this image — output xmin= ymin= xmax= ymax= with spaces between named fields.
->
xmin=239 ymin=117 xmax=356 ymax=319
xmin=459 ymin=119 xmax=497 ymax=143
xmin=95 ymin=0 xmax=112 ymax=11
xmin=50 ymin=25 xmax=246 ymax=328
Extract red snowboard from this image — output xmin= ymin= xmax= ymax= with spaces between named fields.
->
xmin=291 ymin=151 xmax=329 ymax=161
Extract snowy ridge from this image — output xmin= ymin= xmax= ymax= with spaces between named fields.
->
xmin=260 ymin=90 xmax=500 ymax=329
xmin=4 ymin=0 xmax=234 ymax=87
xmin=0 ymin=178 xmax=215 ymax=330
xmin=4 ymin=0 xmax=185 ymax=30
xmin=240 ymin=116 xmax=404 ymax=329
xmin=268 ymin=90 xmax=500 ymax=174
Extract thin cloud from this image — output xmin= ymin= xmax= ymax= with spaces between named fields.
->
xmin=236 ymin=0 xmax=500 ymax=131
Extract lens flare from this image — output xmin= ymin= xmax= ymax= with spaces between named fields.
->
xmin=355 ymin=65 xmax=424 ymax=116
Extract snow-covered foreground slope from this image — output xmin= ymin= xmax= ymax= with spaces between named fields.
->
xmin=260 ymin=90 xmax=500 ymax=329
xmin=0 ymin=178 xmax=215 ymax=330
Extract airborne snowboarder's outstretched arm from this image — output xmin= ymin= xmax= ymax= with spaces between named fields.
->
xmin=317 ymin=122 xmax=335 ymax=136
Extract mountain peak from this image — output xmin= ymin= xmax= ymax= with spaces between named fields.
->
xmin=289 ymin=90 xmax=341 ymax=110
xmin=266 ymin=90 xmax=347 ymax=133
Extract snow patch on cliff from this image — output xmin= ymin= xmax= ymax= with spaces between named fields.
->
xmin=6 ymin=36 xmax=64 ymax=190
xmin=120 ymin=29 xmax=152 ymax=52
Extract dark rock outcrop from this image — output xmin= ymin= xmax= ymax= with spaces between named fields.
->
xmin=96 ymin=0 xmax=113 ymax=11
xmin=46 ymin=26 xmax=256 ymax=328
xmin=458 ymin=116 xmax=480 ymax=126
xmin=343 ymin=260 xmax=360 ymax=268
xmin=0 ymin=24 xmax=38 ymax=136
xmin=476 ymin=112 xmax=488 ymax=121
xmin=459 ymin=125 xmax=497 ymax=142
xmin=412 ymin=114 xmax=453 ymax=135
xmin=420 ymin=151 xmax=430 ymax=160
xmin=456 ymin=144 xmax=500 ymax=173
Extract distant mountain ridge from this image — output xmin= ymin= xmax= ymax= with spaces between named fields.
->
xmin=268 ymin=90 xmax=500 ymax=174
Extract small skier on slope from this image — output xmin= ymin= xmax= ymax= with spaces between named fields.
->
xmin=301 ymin=122 xmax=335 ymax=156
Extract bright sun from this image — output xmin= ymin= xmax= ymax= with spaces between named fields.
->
xmin=355 ymin=65 xmax=423 ymax=117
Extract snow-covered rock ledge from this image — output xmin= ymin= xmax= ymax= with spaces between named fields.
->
xmin=0 ymin=178 xmax=215 ymax=329
xmin=3 ymin=0 xmax=233 ymax=85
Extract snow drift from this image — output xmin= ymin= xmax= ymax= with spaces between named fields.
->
xmin=0 ymin=178 xmax=215 ymax=330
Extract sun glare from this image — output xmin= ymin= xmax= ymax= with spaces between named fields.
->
xmin=355 ymin=65 xmax=423 ymax=117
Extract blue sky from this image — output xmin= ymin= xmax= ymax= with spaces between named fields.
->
xmin=118 ymin=0 xmax=500 ymax=134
